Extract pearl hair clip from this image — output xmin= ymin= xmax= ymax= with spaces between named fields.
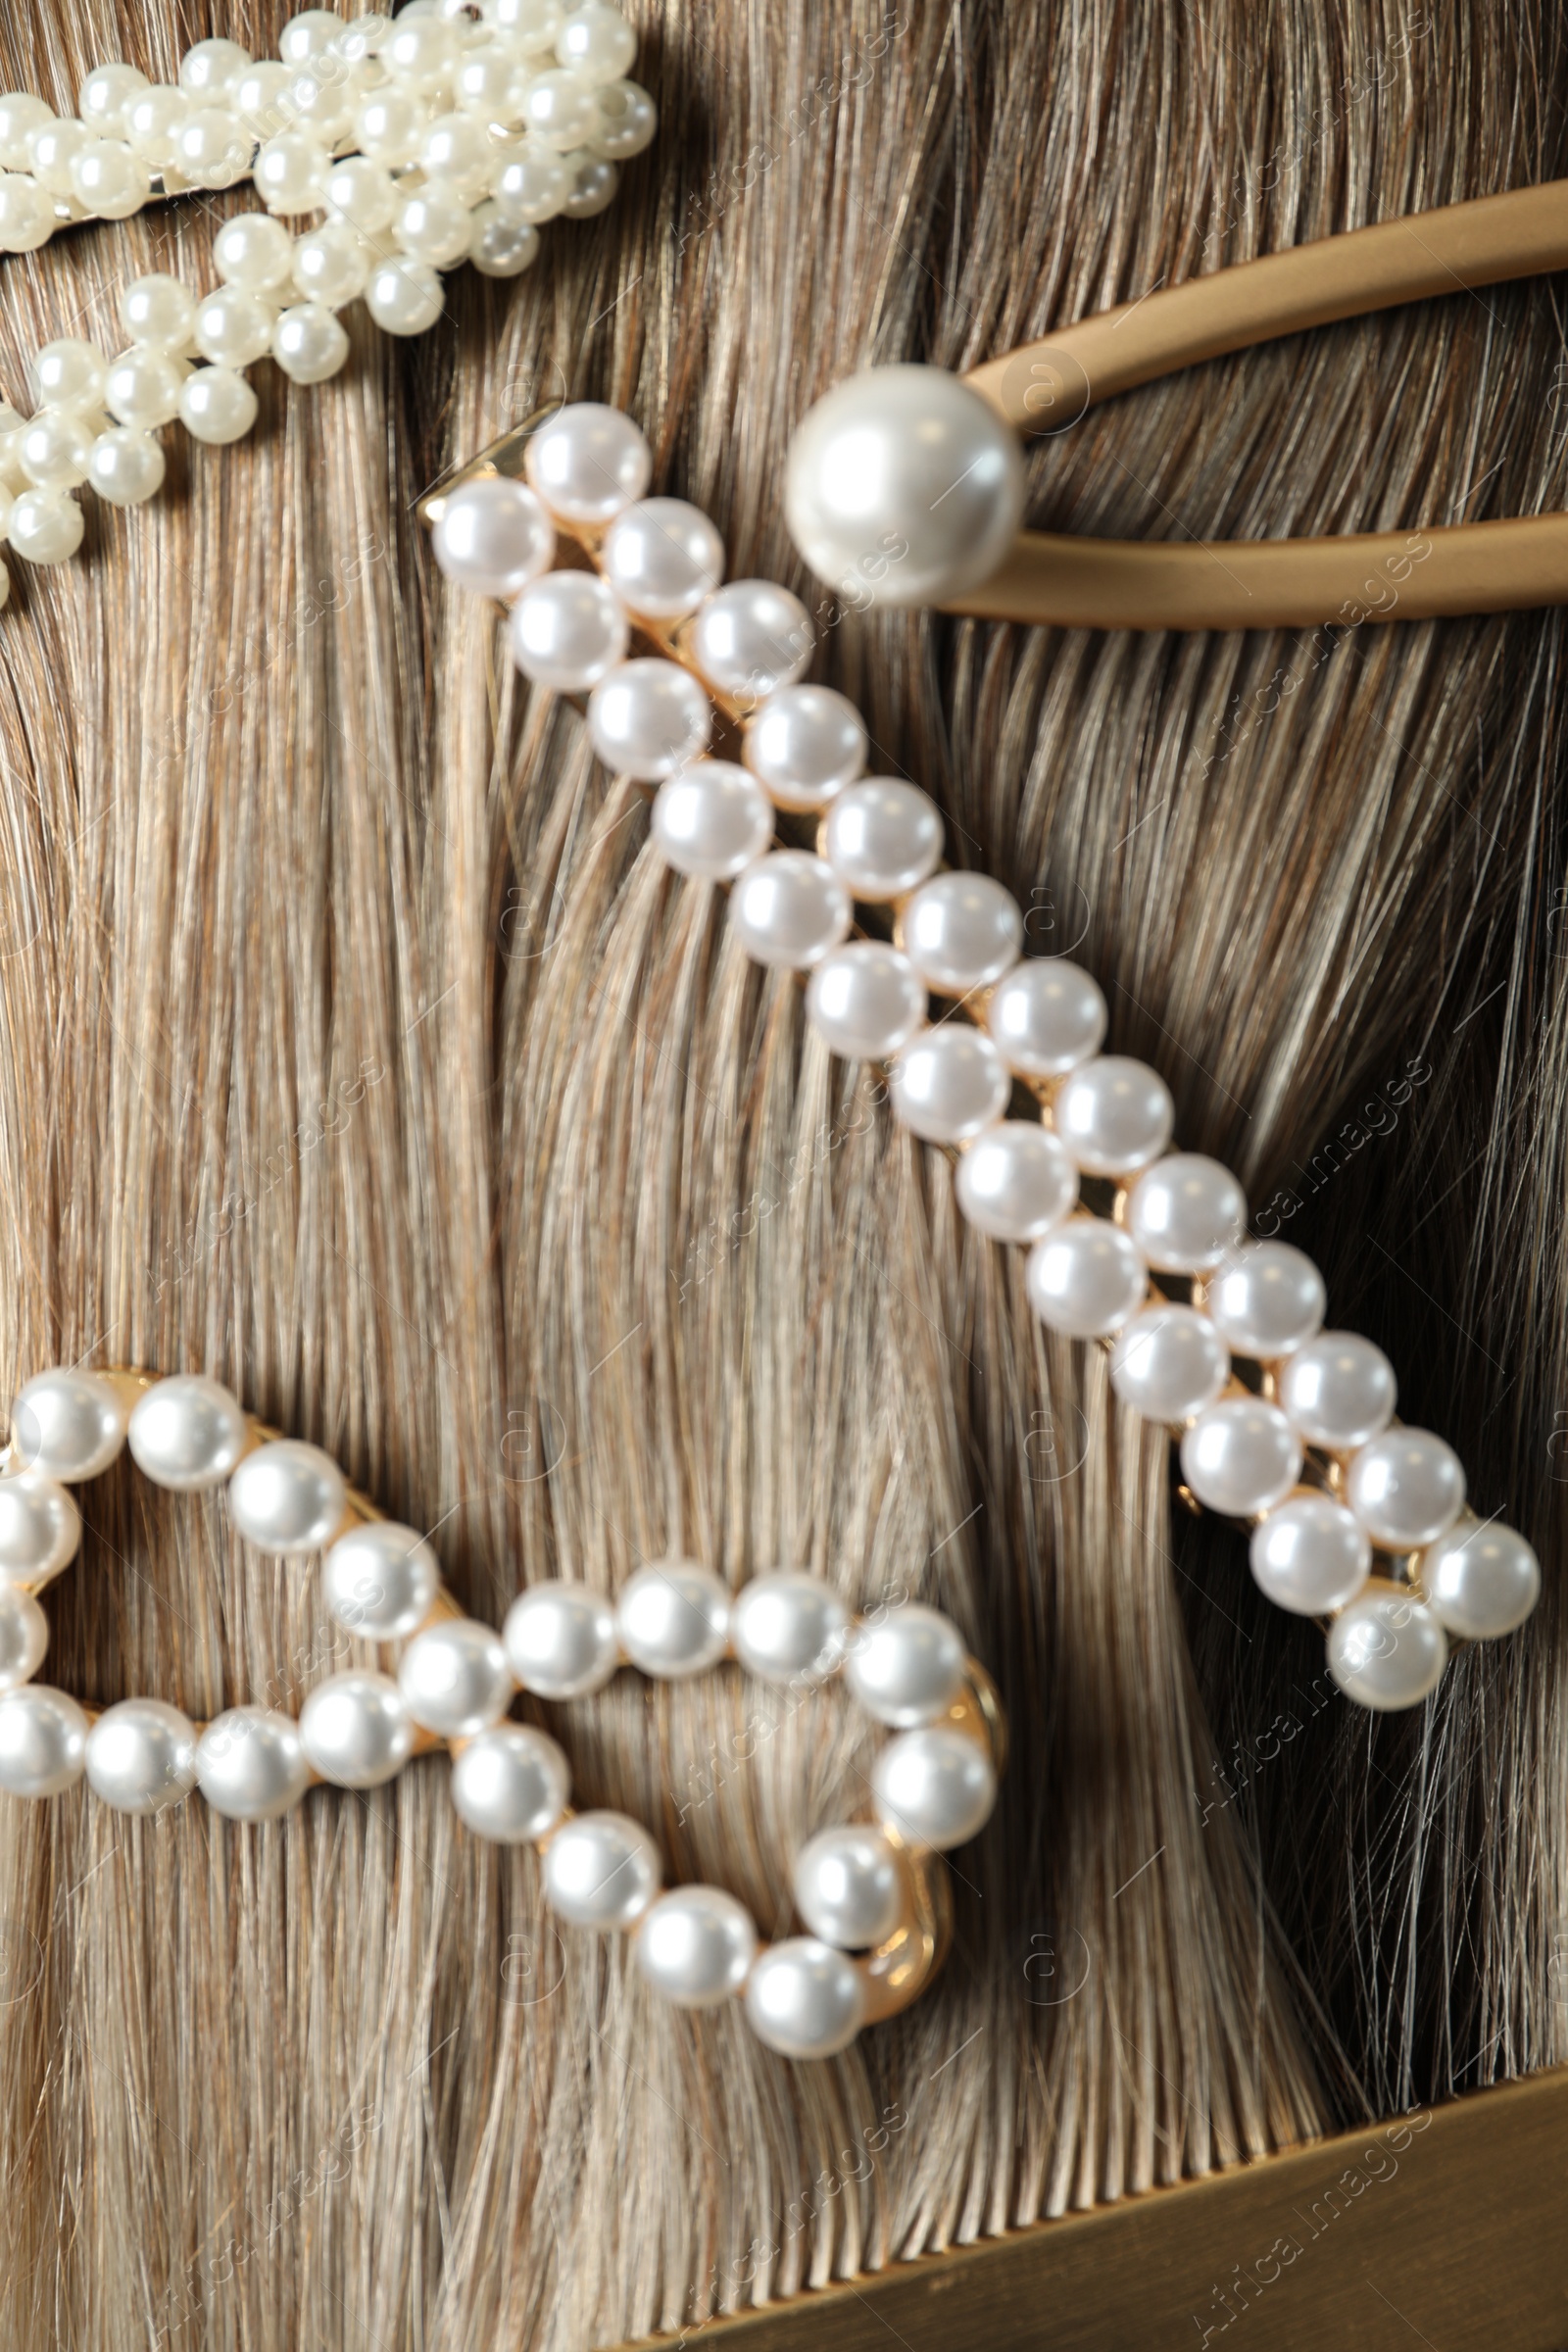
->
xmin=424 ymin=401 xmax=1544 ymax=1711
xmin=0 ymin=1366 xmax=1003 ymax=2062
xmin=0 ymin=1 xmax=654 ymax=602
xmin=781 ymin=179 xmax=1568 ymax=631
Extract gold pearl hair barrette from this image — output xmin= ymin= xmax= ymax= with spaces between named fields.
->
xmin=0 ymin=1366 xmax=1003 ymax=2062
xmin=424 ymin=400 xmax=1544 ymax=1707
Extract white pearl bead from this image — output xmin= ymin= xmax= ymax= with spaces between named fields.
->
xmin=255 ymin=129 xmax=331 ymax=215
xmin=194 ymin=287 xmax=277 ymax=369
xmin=503 ymin=1580 xmax=619 ymax=1697
xmin=213 ymin=212 xmax=294 ymax=294
xmin=690 ymin=580 xmax=814 ymax=705
xmin=179 ymin=368 xmax=259 ymax=447
xmin=1278 ymin=1332 xmax=1396 ymax=1450
xmin=12 ymin=1370 xmax=126 ymax=1481
xmin=26 ymin=121 xmax=89 ymax=197
xmin=272 ymin=303 xmax=350 ymax=385
xmin=0 ymin=1471 xmax=80 ymax=1586
xmin=556 ymin=0 xmax=638 ymax=82
xmin=745 ymin=684 xmax=866 ymax=810
xmin=872 ymin=1725 xmax=997 ymax=1850
xmin=615 ymin=1562 xmax=729 ymax=1678
xmin=730 ymin=1573 xmax=849 ymax=1686
xmin=0 ymin=174 xmax=54 ymax=253
xmin=745 ymin=1934 xmax=868 ymax=2065
xmin=353 ymin=87 xmax=423 ymax=165
xmin=822 ymin=779 xmax=943 ymax=901
xmin=1346 ymin=1429 xmax=1465 ymax=1550
xmin=179 ymin=39 xmax=252 ymax=102
xmin=322 ymin=1521 xmax=441 ymax=1638
xmin=80 ymin=63 xmax=150 ymax=137
xmin=805 ymin=943 xmax=926 ymax=1062
xmin=889 ymin=1025 xmax=1010 ymax=1145
xmin=0 ymin=1685 xmax=88 ymax=1796
xmin=196 ymin=1707 xmax=310 ymax=1822
xmin=1026 ymin=1217 xmax=1148 ymax=1340
xmin=420 ymin=112 xmax=495 ymax=203
xmin=366 ymin=257 xmax=446 ymax=335
xmin=519 ymin=68 xmax=600 ymax=150
xmin=1125 ymin=1153 xmax=1247 ymax=1273
xmin=1421 ymin=1517 xmax=1540 ymax=1640
xmin=601 ymin=497 xmax=723 ymax=620
xmin=8 ymin=490 xmax=84 ymax=565
xmin=322 ymin=154 xmax=400 ymax=234
xmin=282 ymin=67 xmax=351 ymax=148
xmin=1109 ymin=1302 xmax=1230 ymax=1422
xmin=176 ymin=106 xmax=253 ymax=189
xmin=19 ymin=413 xmax=93 ymax=492
xmin=451 ymin=1722 xmax=571 ymax=1841
xmin=564 ymin=150 xmax=620 ymax=216
xmin=785 ymin=364 xmax=1026 ymax=607
xmin=587 ymin=659 xmax=711 ymax=780
xmin=955 ymin=1120 xmax=1077 ymax=1243
xmin=1207 ymin=1242 xmax=1326 ymax=1359
xmin=590 ymin=77 xmax=658 ymax=161
xmin=636 ymin=1886 xmax=757 ymax=2007
xmin=793 ymin=1824 xmax=902 ymax=1948
xmin=72 ymin=138 xmax=150 ymax=219
xmin=650 ymin=761 xmax=774 ymax=882
xmin=455 ymin=50 xmax=523 ymax=119
xmin=280 ymin=10 xmax=344 ymax=64
xmin=1053 ymin=1056 xmax=1175 ymax=1179
xmin=127 ymin=1375 xmax=248 ymax=1491
xmin=468 ymin=202 xmax=541 ymax=277
xmin=543 ymin=1809 xmax=661 ymax=1928
xmin=397 ymin=1618 xmax=514 ymax=1737
xmin=125 ymin=83 xmax=190 ymax=171
xmin=385 ymin=18 xmax=461 ymax=82
xmin=729 ymin=851 xmax=852 ymax=970
xmin=394 ymin=182 xmax=474 ymax=269
xmin=0 ymin=1586 xmax=48 ymax=1690
xmin=493 ymin=144 xmax=572 ymax=221
xmin=104 ymin=344 xmax=187 ymax=430
xmin=509 ymin=568 xmax=628 ymax=692
xmin=903 ymin=872 xmax=1023 ymax=997
xmin=299 ymin=1670 xmax=414 ymax=1788
xmin=0 ymin=96 xmax=57 ymax=172
xmin=846 ymin=1601 xmax=966 ymax=1727
xmin=432 ymin=476 xmax=555 ymax=599
xmin=85 ymin=1697 xmax=198 ymax=1814
xmin=121 ymin=273 xmax=196 ymax=351
xmin=524 ymin=402 xmax=651 ymax=523
xmin=1250 ymin=1492 xmax=1371 ymax=1615
xmin=1180 ymin=1398 xmax=1301 ymax=1518
xmin=32 ymin=337 xmax=106 ymax=411
xmin=1328 ymin=1587 xmax=1448 ymax=1710
xmin=984 ymin=958 xmax=1105 ymax=1080
xmin=292 ymin=220 xmax=373 ymax=309
xmin=496 ymin=0 xmax=565 ymax=47
xmin=228 ymin=1440 xmax=347 ymax=1555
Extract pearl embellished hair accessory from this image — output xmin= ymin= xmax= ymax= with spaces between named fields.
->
xmin=0 ymin=2 xmax=654 ymax=601
xmin=782 ymin=179 xmax=1568 ymax=631
xmin=0 ymin=1366 xmax=1003 ymax=2061
xmin=425 ymin=402 xmax=1544 ymax=1711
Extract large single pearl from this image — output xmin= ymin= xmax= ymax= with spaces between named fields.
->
xmin=214 ymin=210 xmax=295 ymax=293
xmin=602 ymin=497 xmax=724 ymax=620
xmin=510 ymin=569 xmax=628 ymax=692
xmin=591 ymin=77 xmax=658 ymax=161
xmin=174 ymin=108 xmax=252 ymax=190
xmin=1053 ymin=1056 xmax=1174 ymax=1179
xmin=293 ymin=220 xmax=373 ymax=308
xmin=85 ymin=1697 xmax=198 ymax=1815
xmin=80 ymin=62 xmax=150 ymax=136
xmin=955 ymin=1120 xmax=1077 ymax=1244
xmin=543 ymin=1809 xmax=661 ymax=1929
xmin=299 ymin=1671 xmax=414 ymax=1788
xmin=193 ymin=286 xmax=277 ymax=369
xmin=20 ymin=413 xmax=94 ymax=494
xmin=0 ymin=174 xmax=53 ymax=253
xmin=503 ymin=1580 xmax=619 ymax=1698
xmin=365 ymin=257 xmax=445 ymax=337
xmin=322 ymin=1521 xmax=440 ymax=1639
xmin=805 ymin=943 xmax=926 ymax=1062
xmin=255 ymin=128 xmax=330 ymax=214
xmin=1109 ymin=1302 xmax=1230 ymax=1422
xmin=650 ymin=761 xmax=773 ymax=882
xmin=636 ymin=1886 xmax=758 ymax=2007
xmin=745 ymin=684 xmax=867 ymax=810
xmin=398 ymin=1619 xmax=514 ymax=1737
xmin=1180 ymin=1398 xmax=1301 ymax=1517
xmin=690 ymin=581 xmax=814 ymax=705
xmin=1421 ymin=1517 xmax=1541 ymax=1640
xmin=32 ymin=335 xmax=107 ymax=410
xmin=524 ymin=402 xmax=652 ymax=523
xmin=822 ymin=779 xmax=943 ymax=901
xmin=745 ymin=1936 xmax=865 ymax=2056
xmin=985 ymin=958 xmax=1106 ymax=1079
xmin=178 ymin=368 xmax=259 ymax=447
xmin=272 ymin=304 xmax=350 ymax=385
xmin=432 ymin=477 xmax=555 ymax=600
xmin=520 ymin=68 xmax=601 ymax=151
xmin=451 ymin=1723 xmax=571 ymax=1841
xmin=196 ymin=1706 xmax=311 ymax=1822
xmin=846 ymin=1601 xmax=966 ymax=1727
xmin=121 ymin=272 xmax=196 ymax=350
xmin=394 ymin=185 xmax=474 ymax=271
xmin=729 ymin=852 xmax=852 ymax=970
xmin=615 ymin=1562 xmax=729 ymax=1678
xmin=9 ymin=490 xmax=85 ymax=564
xmin=902 ymin=874 xmax=1022 ymax=997
xmin=556 ymin=0 xmax=638 ymax=81
xmin=89 ymin=428 xmax=166 ymax=508
xmin=1025 ymin=1217 xmax=1148 ymax=1340
xmin=105 ymin=344 xmax=188 ymax=430
xmin=469 ymin=205 xmax=542 ymax=278
xmin=730 ymin=1573 xmax=849 ymax=1686
xmin=888 ymin=1027 xmax=1010 ymax=1144
xmin=1125 ymin=1154 xmax=1247 ymax=1273
xmin=322 ymin=153 xmax=399 ymax=234
xmin=178 ymin=38 xmax=252 ymax=101
xmin=785 ymin=364 xmax=1026 ymax=606
xmin=793 ymin=1824 xmax=902 ymax=1948
xmin=126 ymin=85 xmax=192 ymax=174
xmin=228 ymin=1440 xmax=347 ymax=1555
xmin=1207 ymin=1243 xmax=1326 ymax=1359
xmin=1250 ymin=1492 xmax=1371 ymax=1615
xmin=587 ymin=659 xmax=711 ymax=780
xmin=872 ymin=1725 xmax=996 ymax=1850
xmin=493 ymin=143 xmax=572 ymax=222
xmin=1278 ymin=1332 xmax=1396 ymax=1450
xmin=0 ymin=1686 xmax=88 ymax=1796
xmin=0 ymin=94 xmax=54 ymax=173
xmin=0 ymin=1586 xmax=48 ymax=1690
xmin=27 ymin=122 xmax=91 ymax=201
xmin=0 ymin=1471 xmax=81 ymax=1588
xmin=12 ymin=1370 xmax=126 ymax=1482
xmin=1328 ymin=1587 xmax=1448 ymax=1710
xmin=1346 ymin=1429 xmax=1465 ymax=1550
xmin=72 ymin=138 xmax=151 ymax=219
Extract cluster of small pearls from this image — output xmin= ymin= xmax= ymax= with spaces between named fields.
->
xmin=431 ymin=400 xmax=1544 ymax=1713
xmin=0 ymin=1363 xmax=1000 ymax=2058
xmin=0 ymin=4 xmax=654 ymax=607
